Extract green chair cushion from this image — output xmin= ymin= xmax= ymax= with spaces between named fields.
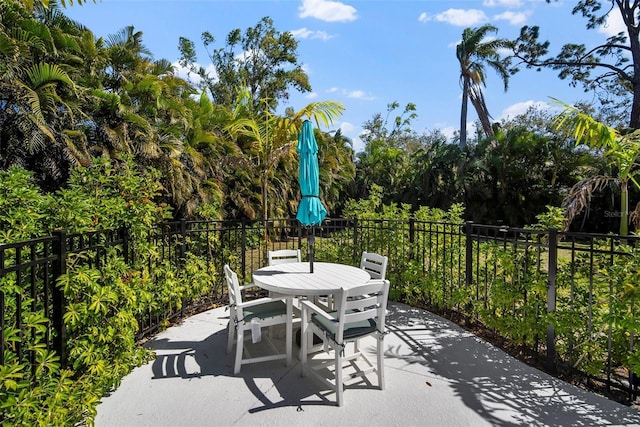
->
xmin=242 ymin=300 xmax=287 ymax=322
xmin=311 ymin=310 xmax=377 ymax=342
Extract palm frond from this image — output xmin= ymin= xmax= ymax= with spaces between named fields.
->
xmin=629 ymin=201 xmax=640 ymax=231
xmin=562 ymin=176 xmax=617 ymax=231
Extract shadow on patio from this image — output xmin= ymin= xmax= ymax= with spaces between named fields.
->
xmin=94 ymin=302 xmax=640 ymax=427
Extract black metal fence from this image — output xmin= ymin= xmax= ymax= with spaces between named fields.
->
xmin=0 ymin=228 xmax=127 ymax=369
xmin=2 ymin=218 xmax=639 ymax=401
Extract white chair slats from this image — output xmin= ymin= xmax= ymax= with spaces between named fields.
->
xmin=225 ymin=264 xmax=292 ymax=375
xmin=268 ymin=249 xmax=302 ymax=266
xmin=360 ymin=251 xmax=388 ymax=280
xmin=300 ymin=279 xmax=390 ymax=406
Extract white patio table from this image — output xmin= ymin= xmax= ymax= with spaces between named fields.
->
xmin=252 ymin=261 xmax=373 ymax=353
xmin=252 ymin=262 xmax=371 ymax=297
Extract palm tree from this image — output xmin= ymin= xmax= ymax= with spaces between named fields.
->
xmin=555 ymin=101 xmax=640 ymax=235
xmin=456 ymin=25 xmax=509 ymax=150
xmin=0 ymin=0 xmax=88 ymax=187
xmin=226 ymin=89 xmax=344 ymax=221
xmin=225 ymin=88 xmax=344 ymax=246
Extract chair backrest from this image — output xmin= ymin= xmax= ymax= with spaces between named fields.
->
xmin=360 ymin=252 xmax=388 ymax=280
xmin=224 ymin=264 xmax=242 ymax=306
xmin=333 ymin=279 xmax=390 ymax=343
xmin=268 ymin=249 xmax=301 ymax=266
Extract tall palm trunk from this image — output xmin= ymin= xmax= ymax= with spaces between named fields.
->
xmin=621 ymin=179 xmax=629 ymax=236
xmin=460 ymin=78 xmax=469 ymax=150
xmin=468 ymin=85 xmax=495 ymax=138
xmin=261 ymin=170 xmax=269 ymax=258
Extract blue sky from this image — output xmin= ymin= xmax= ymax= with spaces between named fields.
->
xmin=64 ymin=0 xmax=624 ymax=152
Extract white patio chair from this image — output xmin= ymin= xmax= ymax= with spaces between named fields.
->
xmin=360 ymin=251 xmax=388 ymax=280
xmin=267 ymin=249 xmax=301 ymax=299
xmin=267 ymin=249 xmax=301 ymax=265
xmin=318 ymin=251 xmax=388 ymax=311
xmin=300 ymin=279 xmax=390 ymax=406
xmin=225 ymin=264 xmax=292 ymax=375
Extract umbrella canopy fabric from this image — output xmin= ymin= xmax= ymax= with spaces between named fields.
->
xmin=296 ymin=120 xmax=327 ymax=226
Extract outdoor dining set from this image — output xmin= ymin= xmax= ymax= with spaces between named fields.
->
xmin=220 ymin=119 xmax=390 ymax=406
xmin=224 ymin=250 xmax=390 ymax=407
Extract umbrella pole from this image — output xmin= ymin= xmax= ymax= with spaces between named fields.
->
xmin=309 ymin=226 xmax=315 ymax=273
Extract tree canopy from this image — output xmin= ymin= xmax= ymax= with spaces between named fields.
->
xmin=179 ymin=16 xmax=311 ymax=113
xmin=507 ymin=0 xmax=640 ymax=128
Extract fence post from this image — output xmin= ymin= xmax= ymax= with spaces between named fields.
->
xmin=546 ymin=228 xmax=558 ymax=373
xmin=352 ymin=218 xmax=359 ymax=263
xmin=463 ymin=221 xmax=474 ymax=325
xmin=180 ymin=218 xmax=187 ymax=262
xmin=409 ymin=218 xmax=415 ymax=261
xmin=52 ymin=229 xmax=67 ymax=366
xmin=465 ymin=221 xmax=473 ymax=287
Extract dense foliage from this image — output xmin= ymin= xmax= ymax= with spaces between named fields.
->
xmin=333 ymin=193 xmax=640 ymax=400
xmin=3 ymin=0 xmax=640 ymax=421
xmin=0 ymin=161 xmax=216 ymax=425
xmin=0 ymin=1 xmax=354 ymax=222
xmin=1 ymin=0 xmax=636 ymax=233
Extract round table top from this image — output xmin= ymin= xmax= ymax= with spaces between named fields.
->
xmin=252 ymin=262 xmax=371 ymax=296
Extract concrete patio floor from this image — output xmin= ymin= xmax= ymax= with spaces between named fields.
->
xmin=94 ymin=302 xmax=640 ymax=427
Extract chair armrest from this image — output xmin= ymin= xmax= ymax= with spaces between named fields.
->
xmin=239 ymin=283 xmax=260 ymax=292
xmin=301 ymin=299 xmax=335 ymax=322
xmin=237 ymin=295 xmax=292 ymax=309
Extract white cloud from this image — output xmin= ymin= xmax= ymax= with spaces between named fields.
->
xmin=291 ymin=27 xmax=334 ymax=40
xmin=172 ymin=61 xmax=217 ymax=85
xmin=334 ymin=122 xmax=361 ymax=151
xmin=418 ymin=12 xmax=430 ymax=23
xmin=322 ymin=87 xmax=375 ymax=101
xmin=433 ymin=9 xmax=489 ymax=26
xmin=172 ymin=61 xmax=192 ymax=81
xmin=467 ymin=121 xmax=478 ymax=136
xmin=494 ymin=10 xmax=529 ymax=25
xmin=305 ymin=92 xmax=319 ymax=99
xmin=340 ymin=121 xmax=355 ymax=134
xmin=439 ymin=125 xmax=458 ymax=141
xmin=299 ymin=0 xmax=357 ymax=22
xmin=347 ymin=90 xmax=375 ymax=101
xmin=598 ymin=10 xmax=627 ymax=37
xmin=498 ymin=100 xmax=555 ymax=121
xmin=483 ymin=0 xmax=523 ymax=7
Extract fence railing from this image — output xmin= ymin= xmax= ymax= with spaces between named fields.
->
xmin=2 ymin=218 xmax=639 ymax=401
xmin=0 ymin=227 xmax=127 ymax=368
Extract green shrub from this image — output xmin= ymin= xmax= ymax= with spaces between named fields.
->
xmin=0 ymin=158 xmax=216 ymax=425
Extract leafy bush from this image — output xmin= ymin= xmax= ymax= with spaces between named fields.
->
xmin=553 ymin=242 xmax=640 ymax=379
xmin=0 ymin=159 xmax=216 ymax=426
xmin=0 ymin=167 xmax=50 ymax=242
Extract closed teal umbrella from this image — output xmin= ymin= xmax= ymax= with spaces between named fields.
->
xmin=296 ymin=120 xmax=327 ymax=273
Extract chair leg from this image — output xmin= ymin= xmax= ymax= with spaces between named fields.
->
xmin=377 ymin=335 xmax=385 ymax=390
xmin=335 ymin=348 xmax=344 ymax=406
xmin=234 ymin=325 xmax=244 ymax=375
xmin=286 ymin=302 xmax=293 ymax=367
xmin=227 ymin=321 xmax=235 ymax=354
xmin=300 ymin=310 xmax=308 ymax=376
